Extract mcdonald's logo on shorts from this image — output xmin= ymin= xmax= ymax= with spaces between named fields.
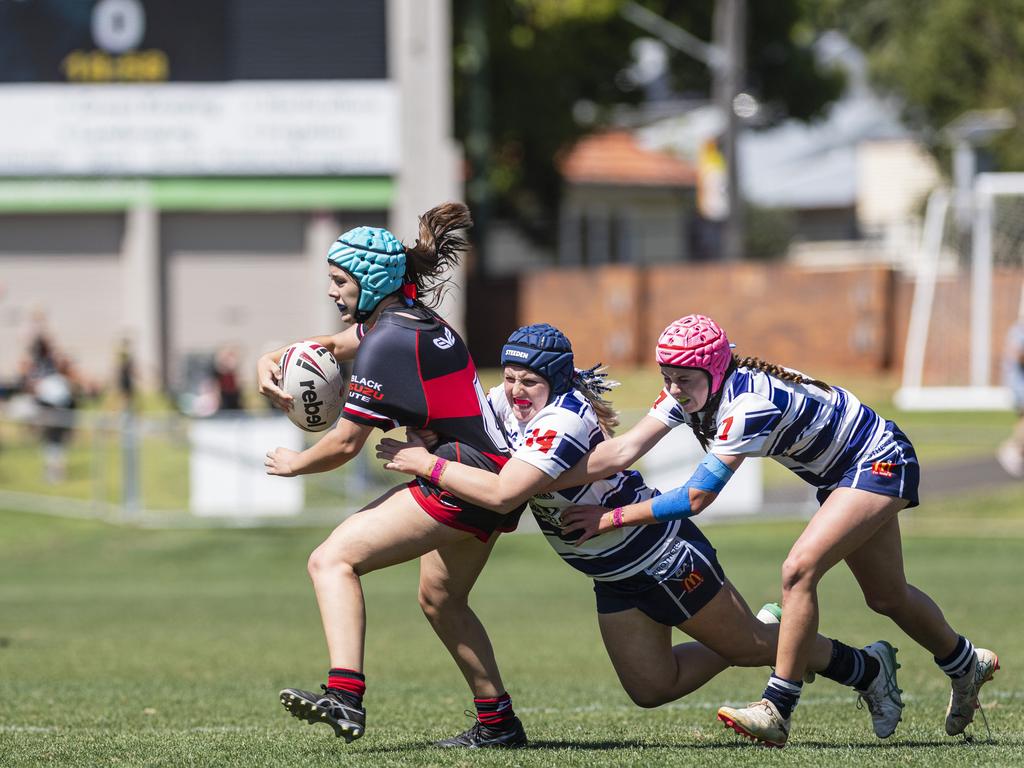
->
xmin=871 ymin=461 xmax=895 ymax=478
xmin=680 ymin=570 xmax=704 ymax=593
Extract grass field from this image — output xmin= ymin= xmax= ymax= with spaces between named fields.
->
xmin=1 ymin=483 xmax=1022 ymax=767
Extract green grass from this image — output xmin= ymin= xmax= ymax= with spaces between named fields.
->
xmin=1 ymin=488 xmax=1022 ymax=767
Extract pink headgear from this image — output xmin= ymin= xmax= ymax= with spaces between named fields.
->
xmin=656 ymin=314 xmax=733 ymax=395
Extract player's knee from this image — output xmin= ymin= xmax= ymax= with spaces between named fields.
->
xmin=417 ymin=579 xmax=465 ymax=623
xmin=780 ymin=552 xmax=823 ymax=593
xmin=306 ymin=543 xmax=355 ymax=582
xmin=863 ymin=586 xmax=908 ymax=617
xmin=417 ymin=581 xmax=445 ymax=621
xmin=623 ymin=683 xmax=672 ymax=709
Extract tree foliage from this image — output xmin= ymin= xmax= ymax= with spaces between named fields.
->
xmin=816 ymin=0 xmax=1024 ymax=171
xmin=453 ymin=0 xmax=844 ymax=243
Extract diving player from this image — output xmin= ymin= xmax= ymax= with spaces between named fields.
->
xmin=559 ymin=314 xmax=999 ymax=748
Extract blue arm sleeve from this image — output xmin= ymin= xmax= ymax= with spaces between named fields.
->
xmin=650 ymin=453 xmax=734 ymax=521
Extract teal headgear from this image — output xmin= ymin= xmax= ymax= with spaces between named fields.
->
xmin=327 ymin=226 xmax=407 ymax=322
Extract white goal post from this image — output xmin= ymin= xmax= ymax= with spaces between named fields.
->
xmin=895 ymin=173 xmax=1024 ymax=411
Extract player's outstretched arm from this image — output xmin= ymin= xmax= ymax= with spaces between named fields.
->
xmin=561 ymin=453 xmax=744 ymax=543
xmin=548 ymin=415 xmax=671 ymax=491
xmin=257 ymin=326 xmax=362 ymax=411
xmin=376 ymin=431 xmax=548 ymax=513
xmin=266 ymin=418 xmax=373 ymax=477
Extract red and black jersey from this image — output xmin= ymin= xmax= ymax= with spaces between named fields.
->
xmin=342 ymin=304 xmax=520 ymax=541
xmin=343 ymin=304 xmax=509 ymax=459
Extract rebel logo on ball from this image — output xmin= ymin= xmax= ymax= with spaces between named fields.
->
xmin=300 ymin=379 xmax=327 ymax=427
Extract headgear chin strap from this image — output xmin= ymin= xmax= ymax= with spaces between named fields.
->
xmin=327 ymin=226 xmax=406 ymax=322
xmin=500 ymin=323 xmax=574 ymax=397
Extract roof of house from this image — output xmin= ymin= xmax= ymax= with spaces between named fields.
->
xmin=559 ymin=130 xmax=696 ymax=187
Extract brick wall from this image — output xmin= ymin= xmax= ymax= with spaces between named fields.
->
xmin=517 ymin=266 xmax=644 ymax=368
xmin=491 ymin=263 xmax=1024 ymax=380
xmin=640 ymin=263 xmax=896 ymax=373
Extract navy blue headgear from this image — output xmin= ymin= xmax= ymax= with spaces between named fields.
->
xmin=500 ymin=323 xmax=574 ymax=396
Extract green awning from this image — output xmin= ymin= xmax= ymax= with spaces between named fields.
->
xmin=0 ymin=178 xmax=393 ymax=213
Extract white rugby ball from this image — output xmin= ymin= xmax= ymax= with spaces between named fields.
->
xmin=279 ymin=341 xmax=344 ymax=432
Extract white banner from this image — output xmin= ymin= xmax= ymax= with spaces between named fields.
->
xmin=189 ymin=416 xmax=305 ymax=517
xmin=0 ymin=81 xmax=399 ymax=175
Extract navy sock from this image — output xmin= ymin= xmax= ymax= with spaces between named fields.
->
xmin=821 ymin=639 xmax=881 ymax=689
xmin=935 ymin=635 xmax=975 ymax=679
xmin=762 ymin=674 xmax=802 ymax=720
xmin=475 ymin=692 xmax=515 ymax=728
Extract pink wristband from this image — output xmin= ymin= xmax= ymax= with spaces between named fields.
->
xmin=429 ymin=457 xmax=448 ymax=485
xmin=611 ymin=507 xmax=624 ymax=528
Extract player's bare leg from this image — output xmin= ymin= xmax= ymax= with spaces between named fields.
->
xmin=419 ymin=536 xmax=527 ymax=748
xmin=281 ymin=484 xmax=471 ymax=741
xmin=599 ymin=609 xmax=728 ymax=708
xmin=419 ymin=535 xmax=505 ymax=696
xmin=600 ymin=581 xmax=834 ymax=704
xmin=309 ymin=485 xmax=469 ymax=667
xmin=844 ymin=513 xmax=998 ymax=736
xmin=775 ymin=490 xmax=903 ymax=681
xmin=722 ymin=490 xmax=905 ymax=746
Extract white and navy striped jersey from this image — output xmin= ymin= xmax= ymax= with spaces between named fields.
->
xmin=648 ymin=366 xmax=889 ymax=488
xmin=488 ymin=386 xmax=686 ymax=583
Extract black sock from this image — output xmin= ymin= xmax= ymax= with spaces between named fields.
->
xmin=475 ymin=692 xmax=516 ymax=728
xmin=935 ymin=635 xmax=975 ymax=679
xmin=821 ymin=639 xmax=881 ymax=689
xmin=762 ymin=674 xmax=802 ymax=720
xmin=326 ymin=668 xmax=365 ymax=707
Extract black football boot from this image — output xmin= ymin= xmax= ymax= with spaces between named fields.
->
xmin=279 ymin=685 xmax=366 ymax=742
xmin=434 ymin=713 xmax=528 ymax=749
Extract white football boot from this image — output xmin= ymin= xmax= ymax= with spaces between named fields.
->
xmin=855 ymin=640 xmax=904 ymax=738
xmin=718 ymin=698 xmax=790 ymax=748
xmin=946 ymin=648 xmax=1000 ymax=736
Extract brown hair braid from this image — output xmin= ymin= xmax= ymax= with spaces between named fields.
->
xmin=684 ymin=355 xmax=831 ymax=451
xmin=732 ymin=355 xmax=832 ymax=392
xmin=403 ymin=202 xmax=472 ymax=308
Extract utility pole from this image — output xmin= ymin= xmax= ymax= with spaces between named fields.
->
xmin=622 ymin=0 xmax=746 ymax=262
xmin=464 ymin=0 xmax=492 ymax=275
xmin=713 ymin=0 xmax=745 ymax=262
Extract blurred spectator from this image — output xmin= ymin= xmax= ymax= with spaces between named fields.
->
xmin=213 ymin=346 xmax=243 ymax=413
xmin=6 ymin=327 xmax=86 ymax=484
xmin=35 ymin=366 xmax=74 ymax=484
xmin=997 ymin=318 xmax=1024 ymax=477
xmin=19 ymin=332 xmax=59 ymax=389
xmin=117 ymin=338 xmax=136 ymax=410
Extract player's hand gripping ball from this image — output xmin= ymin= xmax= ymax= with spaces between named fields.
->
xmin=278 ymin=341 xmax=344 ymax=432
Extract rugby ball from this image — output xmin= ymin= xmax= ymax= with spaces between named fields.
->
xmin=279 ymin=341 xmax=344 ymax=432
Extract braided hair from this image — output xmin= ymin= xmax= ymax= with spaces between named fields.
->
xmin=685 ymin=355 xmax=831 ymax=451
xmin=732 ymin=355 xmax=832 ymax=392
xmin=571 ymin=364 xmax=620 ymax=436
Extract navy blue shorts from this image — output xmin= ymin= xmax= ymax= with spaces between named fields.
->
xmin=816 ymin=421 xmax=920 ymax=509
xmin=593 ymin=526 xmax=726 ymax=627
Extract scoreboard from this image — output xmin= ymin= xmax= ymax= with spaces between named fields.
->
xmin=0 ymin=0 xmax=387 ymax=82
xmin=0 ymin=0 xmax=397 ymax=175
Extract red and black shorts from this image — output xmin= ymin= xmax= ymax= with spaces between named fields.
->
xmin=408 ymin=441 xmax=524 ymax=542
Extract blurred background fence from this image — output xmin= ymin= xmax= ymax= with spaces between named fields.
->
xmin=0 ymin=406 xmax=390 ymax=527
